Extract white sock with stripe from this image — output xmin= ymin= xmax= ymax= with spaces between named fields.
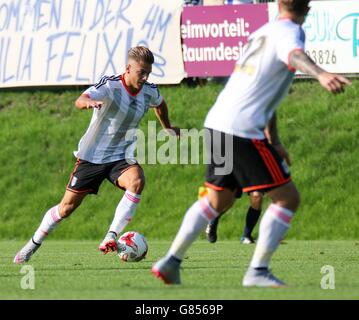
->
xmin=168 ymin=197 xmax=220 ymax=260
xmin=33 ymin=205 xmax=63 ymax=244
xmin=250 ymin=203 xmax=294 ymax=268
xmin=108 ymin=191 xmax=141 ymax=236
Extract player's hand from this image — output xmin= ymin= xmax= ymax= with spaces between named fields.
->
xmin=318 ymin=72 xmax=352 ymax=94
xmin=86 ymin=100 xmax=103 ymax=110
xmin=273 ymin=143 xmax=291 ymax=166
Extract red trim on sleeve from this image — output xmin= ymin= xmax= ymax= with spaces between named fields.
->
xmin=287 ymin=48 xmax=304 ymax=72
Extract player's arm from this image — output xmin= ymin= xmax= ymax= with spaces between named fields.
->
xmin=75 ymin=94 xmax=104 ymax=110
xmin=153 ymin=100 xmax=181 ymax=138
xmin=265 ymin=112 xmax=281 ymax=146
xmin=289 ymin=50 xmax=351 ymax=94
xmin=265 ymin=113 xmax=291 ymax=166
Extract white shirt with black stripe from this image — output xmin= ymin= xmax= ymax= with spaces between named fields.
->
xmin=204 ymin=19 xmax=305 ymax=140
xmin=74 ymin=74 xmax=163 ymax=164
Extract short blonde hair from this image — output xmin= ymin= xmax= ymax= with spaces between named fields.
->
xmin=280 ymin=0 xmax=310 ymax=15
xmin=128 ymin=46 xmax=154 ymax=65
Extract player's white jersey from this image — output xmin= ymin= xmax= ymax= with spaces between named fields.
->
xmin=204 ymin=19 xmax=305 ymax=139
xmin=74 ymin=74 xmax=163 ymax=164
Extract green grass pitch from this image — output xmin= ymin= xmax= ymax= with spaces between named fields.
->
xmin=1 ymin=240 xmax=358 ymax=300
xmin=1 ymin=80 xmax=359 ymax=301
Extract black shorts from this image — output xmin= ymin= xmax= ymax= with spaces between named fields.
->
xmin=66 ymin=159 xmax=141 ymax=195
xmin=205 ymin=128 xmax=291 ymax=196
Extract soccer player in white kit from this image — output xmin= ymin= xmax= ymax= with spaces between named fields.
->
xmin=152 ymin=0 xmax=351 ymax=286
xmin=14 ymin=46 xmax=180 ymax=264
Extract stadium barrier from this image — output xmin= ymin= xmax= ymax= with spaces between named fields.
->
xmin=184 ymin=1 xmax=359 ymax=77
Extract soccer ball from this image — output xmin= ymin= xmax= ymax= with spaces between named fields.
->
xmin=117 ymin=231 xmax=148 ymax=262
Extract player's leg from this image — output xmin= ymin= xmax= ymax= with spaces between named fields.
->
xmin=199 ymin=186 xmax=221 ymax=244
xmin=243 ymin=182 xmax=300 ymax=287
xmin=169 ymin=187 xmax=235 ymax=259
xmin=99 ymin=163 xmax=144 ymax=254
xmin=152 ymin=128 xmax=237 ymax=284
xmin=152 ymin=188 xmax=235 ymax=284
xmin=249 ymin=182 xmax=299 ymax=268
xmin=14 ymin=190 xmax=87 ymax=264
xmin=14 ymin=159 xmax=104 ymax=264
xmin=241 ymin=191 xmax=263 ymax=244
xmin=205 ymin=186 xmax=237 ymax=243
xmin=203 ymin=130 xmax=241 ymax=244
xmin=205 ymin=215 xmax=220 ymax=243
xmin=227 ymin=137 xmax=297 ymax=287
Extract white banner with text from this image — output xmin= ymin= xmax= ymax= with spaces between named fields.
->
xmin=269 ymin=0 xmax=359 ymax=74
xmin=0 ymin=0 xmax=185 ymax=87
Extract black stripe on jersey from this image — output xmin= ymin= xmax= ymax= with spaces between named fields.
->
xmin=144 ymin=81 xmax=158 ymax=89
xmin=144 ymin=81 xmax=161 ymax=100
xmin=94 ymin=75 xmax=121 ymax=88
xmin=94 ymin=75 xmax=121 ymax=89
xmin=94 ymin=75 xmax=110 ymax=88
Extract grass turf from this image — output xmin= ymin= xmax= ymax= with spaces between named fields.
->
xmin=1 ymin=80 xmax=359 ymax=241
xmin=1 ymin=240 xmax=358 ymax=300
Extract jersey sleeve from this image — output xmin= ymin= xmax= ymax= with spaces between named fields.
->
xmin=149 ymin=84 xmax=163 ymax=108
xmin=83 ymin=75 xmax=111 ymax=100
xmin=276 ymin=25 xmax=305 ymax=72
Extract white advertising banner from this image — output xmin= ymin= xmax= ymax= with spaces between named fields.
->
xmin=268 ymin=0 xmax=359 ymax=74
xmin=0 ymin=0 xmax=185 ymax=88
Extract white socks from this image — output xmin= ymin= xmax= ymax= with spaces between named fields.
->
xmin=31 ymin=190 xmax=141 ymax=246
xmin=250 ymin=203 xmax=294 ymax=269
xmin=169 ymin=197 xmax=220 ymax=260
xmin=108 ymin=191 xmax=141 ymax=236
xmin=33 ymin=205 xmax=63 ymax=244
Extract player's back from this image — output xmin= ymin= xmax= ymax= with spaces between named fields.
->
xmin=205 ymin=19 xmax=305 ymax=140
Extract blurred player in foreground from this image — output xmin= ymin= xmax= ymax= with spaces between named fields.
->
xmin=152 ymin=0 xmax=351 ymax=286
